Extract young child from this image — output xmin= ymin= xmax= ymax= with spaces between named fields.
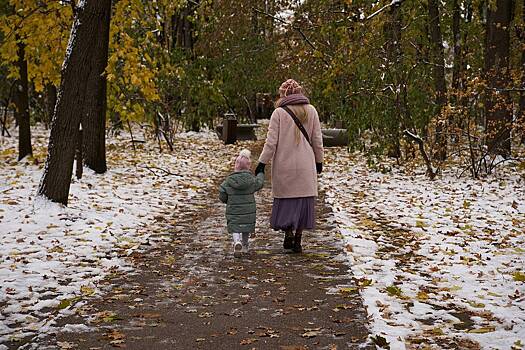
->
xmin=219 ymin=149 xmax=264 ymax=258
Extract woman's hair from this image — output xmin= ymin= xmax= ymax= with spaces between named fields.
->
xmin=293 ymin=106 xmax=308 ymax=145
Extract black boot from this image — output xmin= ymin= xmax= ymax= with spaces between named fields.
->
xmin=292 ymin=232 xmax=302 ymax=253
xmin=283 ymin=230 xmax=294 ymax=250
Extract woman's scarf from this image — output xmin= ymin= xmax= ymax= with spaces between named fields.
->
xmin=275 ymin=93 xmax=310 ymax=108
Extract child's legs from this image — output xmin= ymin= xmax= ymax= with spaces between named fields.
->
xmin=232 ymin=232 xmax=242 ymax=257
xmin=232 ymin=232 xmax=241 ymax=244
xmin=241 ymin=233 xmax=249 ymax=248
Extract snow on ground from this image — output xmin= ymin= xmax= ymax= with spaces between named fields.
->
xmin=0 ymin=125 xmax=249 ymax=346
xmin=320 ymin=149 xmax=525 ymax=350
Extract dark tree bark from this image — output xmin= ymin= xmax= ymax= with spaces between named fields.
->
xmin=383 ymin=1 xmax=403 ymax=159
xmin=38 ymin=0 xmax=113 ymax=205
xmin=452 ymin=0 xmax=462 ymax=91
xmin=428 ymin=0 xmax=448 ymax=161
xmin=518 ymin=1 xmax=525 ymax=144
xmin=82 ymin=0 xmax=111 ymax=174
xmin=44 ymin=83 xmax=57 ymax=128
xmin=484 ymin=0 xmax=514 ymax=157
xmin=13 ymin=40 xmax=32 ymax=160
xmin=76 ymin=127 xmax=83 ymax=179
xmin=171 ymin=1 xmax=199 ymax=51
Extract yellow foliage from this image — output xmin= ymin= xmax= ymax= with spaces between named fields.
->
xmin=0 ymin=0 xmax=187 ymax=122
xmin=0 ymin=1 xmax=72 ymax=89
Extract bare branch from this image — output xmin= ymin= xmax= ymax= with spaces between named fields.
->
xmin=142 ymin=165 xmax=182 ymax=177
xmin=403 ymin=129 xmax=437 ymax=180
xmin=252 ymin=7 xmax=331 ymax=67
xmin=366 ymin=0 xmax=405 ymax=21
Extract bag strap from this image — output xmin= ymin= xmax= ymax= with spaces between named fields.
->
xmin=281 ymin=106 xmax=313 ymax=148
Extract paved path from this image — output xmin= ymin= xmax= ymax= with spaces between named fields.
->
xmin=38 ymin=147 xmax=371 ymax=350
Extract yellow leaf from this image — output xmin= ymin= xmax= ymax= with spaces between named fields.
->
xmin=80 ymin=286 xmax=95 ymax=296
xmin=468 ymin=326 xmax=495 ymax=334
xmin=417 ymin=291 xmax=429 ymax=301
xmin=513 ymin=271 xmax=525 ymax=282
xmin=339 ymin=287 xmax=358 ymax=294
xmin=467 ymin=300 xmax=485 ymax=308
xmin=416 ymin=220 xmax=427 ymax=228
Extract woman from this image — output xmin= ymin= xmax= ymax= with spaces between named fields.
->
xmin=255 ymin=79 xmax=324 ymax=253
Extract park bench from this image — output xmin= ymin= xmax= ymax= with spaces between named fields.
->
xmin=322 ymin=128 xmax=349 ymax=147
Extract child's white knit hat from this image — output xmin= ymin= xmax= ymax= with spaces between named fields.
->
xmin=235 ymin=149 xmax=251 ymax=171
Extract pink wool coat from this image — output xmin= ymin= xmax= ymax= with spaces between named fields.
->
xmin=259 ymin=104 xmax=324 ymax=198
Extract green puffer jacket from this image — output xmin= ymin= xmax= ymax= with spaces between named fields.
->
xmin=219 ymin=170 xmax=265 ymax=233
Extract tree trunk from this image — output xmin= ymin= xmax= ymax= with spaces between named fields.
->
xmin=44 ymin=83 xmax=57 ymax=128
xmin=484 ymin=0 xmax=514 ymax=157
xmin=172 ymin=2 xmax=198 ymax=51
xmin=183 ymin=13 xmax=193 ymax=50
xmin=76 ymin=127 xmax=83 ymax=179
xmin=384 ymin=1 xmax=403 ymax=159
xmin=518 ymin=1 xmax=525 ymax=144
xmin=452 ymin=0 xmax=462 ymax=91
xmin=82 ymin=0 xmax=111 ymax=174
xmin=38 ymin=0 xmax=113 ymax=205
xmin=428 ymin=0 xmax=448 ymax=161
xmin=13 ymin=40 xmax=32 ymax=160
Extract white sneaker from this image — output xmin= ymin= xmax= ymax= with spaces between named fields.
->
xmin=233 ymin=242 xmax=242 ymax=258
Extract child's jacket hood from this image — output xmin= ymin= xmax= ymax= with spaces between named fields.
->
xmin=227 ymin=171 xmax=257 ymax=190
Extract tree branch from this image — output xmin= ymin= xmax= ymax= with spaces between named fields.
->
xmin=403 ymin=129 xmax=437 ymax=180
xmin=252 ymin=7 xmax=331 ymax=67
xmin=366 ymin=0 xmax=405 ymax=21
xmin=142 ymin=165 xmax=182 ymax=177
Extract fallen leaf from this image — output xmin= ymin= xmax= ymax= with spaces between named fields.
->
xmin=339 ymin=287 xmax=358 ymax=294
xmin=513 ymin=271 xmax=525 ymax=282
xmin=302 ymin=328 xmax=322 ymax=338
xmin=370 ymin=334 xmax=390 ymax=349
xmin=80 ymin=285 xmax=95 ymax=296
xmin=240 ymin=338 xmax=258 ymax=345
xmin=57 ymin=341 xmax=75 ymax=349
xmin=468 ymin=326 xmax=495 ymax=334
xmin=57 ymin=296 xmax=81 ymax=310
xmin=467 ymin=300 xmax=485 ymax=308
xmin=385 ymin=285 xmax=404 ymax=298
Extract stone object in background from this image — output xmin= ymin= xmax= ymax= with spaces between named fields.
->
xmin=322 ymin=129 xmax=349 ymax=147
xmin=216 ymin=123 xmax=259 ymax=142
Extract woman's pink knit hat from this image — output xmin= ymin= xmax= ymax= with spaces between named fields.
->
xmin=279 ymin=79 xmax=303 ymax=97
xmin=235 ymin=149 xmax=251 ymax=171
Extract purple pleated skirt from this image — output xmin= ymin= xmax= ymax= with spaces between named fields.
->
xmin=270 ymin=197 xmax=315 ymax=231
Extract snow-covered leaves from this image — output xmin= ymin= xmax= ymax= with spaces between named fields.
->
xmin=320 ymin=148 xmax=525 ymax=349
xmin=0 ymin=125 xmax=249 ymax=345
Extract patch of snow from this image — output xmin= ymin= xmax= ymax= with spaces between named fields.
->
xmin=61 ymin=324 xmax=90 ymax=333
xmin=320 ymin=148 xmax=525 ymax=349
xmin=0 ymin=124 xmax=251 ymax=346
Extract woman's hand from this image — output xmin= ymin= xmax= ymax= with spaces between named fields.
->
xmin=316 ymin=163 xmax=322 ymax=174
xmin=255 ymin=162 xmax=266 ymax=175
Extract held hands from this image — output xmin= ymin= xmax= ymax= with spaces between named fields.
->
xmin=255 ymin=162 xmax=266 ymax=175
xmin=316 ymin=163 xmax=323 ymax=174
